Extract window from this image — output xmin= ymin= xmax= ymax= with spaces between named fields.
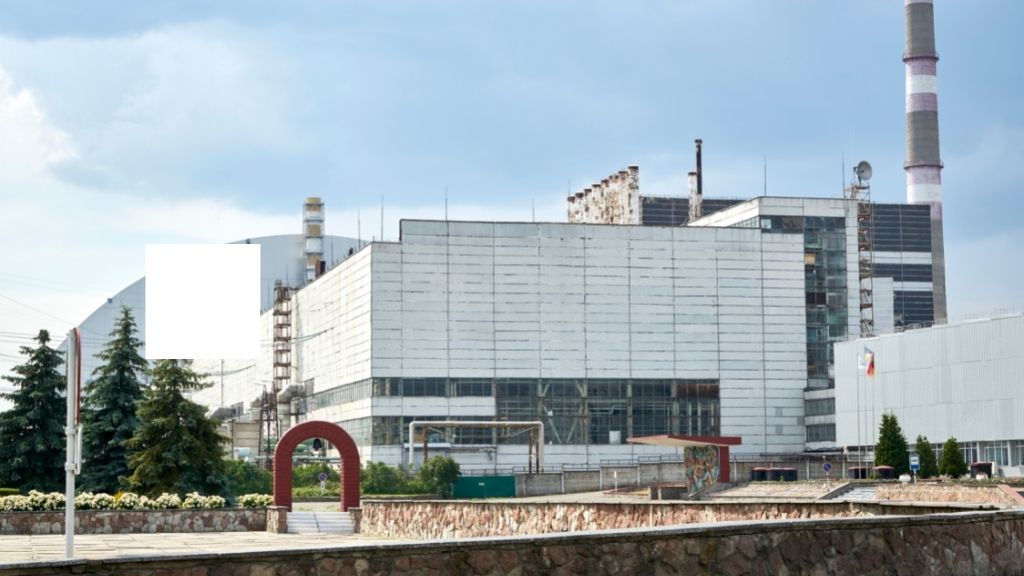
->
xmin=805 ymin=424 xmax=836 ymax=442
xmin=804 ymin=398 xmax=835 ymax=417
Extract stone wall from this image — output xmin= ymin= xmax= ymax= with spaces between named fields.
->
xmin=0 ymin=509 xmax=267 ymax=535
xmin=514 ymin=461 xmax=687 ymax=497
xmin=358 ymin=499 xmax=988 ymax=540
xmin=9 ymin=510 xmax=1024 ymax=575
xmin=875 ymin=483 xmax=1024 ymax=506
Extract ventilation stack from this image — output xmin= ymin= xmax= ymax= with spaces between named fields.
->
xmin=688 ymin=139 xmax=703 ymax=223
xmin=904 ymin=0 xmax=946 ymax=323
xmin=303 ymin=197 xmax=325 ymax=282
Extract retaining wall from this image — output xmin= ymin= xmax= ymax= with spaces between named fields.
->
xmin=5 ymin=510 xmax=1023 ymax=575
xmin=875 ymin=483 xmax=1024 ymax=506
xmin=358 ymin=499 xmax=991 ymax=539
xmin=0 ymin=508 xmax=267 ymax=535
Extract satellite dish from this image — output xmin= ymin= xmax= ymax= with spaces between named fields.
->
xmin=854 ymin=161 xmax=873 ymax=182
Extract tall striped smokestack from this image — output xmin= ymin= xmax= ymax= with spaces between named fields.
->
xmin=904 ymin=0 xmax=946 ymax=324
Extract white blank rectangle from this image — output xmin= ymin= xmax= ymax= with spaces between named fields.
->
xmin=145 ymin=244 xmax=260 ymax=360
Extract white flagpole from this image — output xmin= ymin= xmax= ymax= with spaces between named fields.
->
xmin=65 ymin=327 xmax=80 ymax=559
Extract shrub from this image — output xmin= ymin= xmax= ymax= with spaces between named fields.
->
xmin=25 ymin=491 xmax=66 ymax=511
xmin=939 ymin=437 xmax=969 ymax=479
xmin=181 ymin=492 xmax=226 ymax=509
xmin=141 ymin=493 xmax=182 ymax=509
xmin=293 ymin=483 xmax=339 ymax=499
xmin=114 ymin=492 xmax=143 ymax=510
xmin=237 ymin=493 xmax=273 ymax=508
xmin=0 ymin=495 xmax=32 ymax=511
xmin=0 ymin=488 xmax=19 ymax=497
xmin=362 ymin=462 xmax=409 ymax=495
xmin=292 ymin=463 xmax=339 ymax=487
xmin=75 ymin=492 xmax=115 ymax=510
xmin=417 ymin=456 xmax=461 ymax=499
xmin=225 ymin=460 xmax=272 ymax=496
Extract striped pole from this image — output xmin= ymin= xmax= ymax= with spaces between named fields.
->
xmin=904 ymin=0 xmax=947 ymax=323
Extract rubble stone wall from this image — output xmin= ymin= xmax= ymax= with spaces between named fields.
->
xmin=11 ymin=510 xmax=1024 ymax=575
xmin=0 ymin=508 xmax=267 ymax=535
xmin=875 ymin=483 xmax=1024 ymax=506
xmin=358 ymin=499 xmax=984 ymax=539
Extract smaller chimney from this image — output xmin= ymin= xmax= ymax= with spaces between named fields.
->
xmin=689 ymin=139 xmax=704 ymax=223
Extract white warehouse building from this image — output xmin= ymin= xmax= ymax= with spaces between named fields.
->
xmin=834 ymin=313 xmax=1024 ymax=477
xmin=192 ymin=218 xmax=811 ymax=469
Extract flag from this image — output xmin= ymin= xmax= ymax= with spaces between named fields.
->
xmin=864 ymin=347 xmax=875 ymax=377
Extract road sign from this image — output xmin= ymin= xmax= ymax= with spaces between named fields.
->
xmin=910 ymin=455 xmax=920 ymax=472
xmin=318 ymin=472 xmax=328 ymax=482
xmin=823 ymin=462 xmax=832 ymax=473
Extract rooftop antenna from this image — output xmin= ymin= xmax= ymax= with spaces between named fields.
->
xmin=380 ymin=194 xmax=384 ymax=242
xmin=444 ymin=186 xmax=449 ymax=221
xmin=357 ymin=208 xmax=362 ymax=247
xmin=532 ymin=198 xmax=536 ymax=222
xmin=763 ymin=154 xmax=767 ymax=196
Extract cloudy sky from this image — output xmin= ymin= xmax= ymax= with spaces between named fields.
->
xmin=1 ymin=1 xmax=1022 ymax=383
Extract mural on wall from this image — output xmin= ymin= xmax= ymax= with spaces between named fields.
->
xmin=684 ymin=445 xmax=720 ymax=492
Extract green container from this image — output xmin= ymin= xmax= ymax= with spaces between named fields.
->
xmin=453 ymin=475 xmax=516 ymax=499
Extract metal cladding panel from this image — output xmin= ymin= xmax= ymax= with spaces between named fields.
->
xmin=638 ymin=197 xmax=745 ymax=226
xmin=836 ymin=314 xmax=1024 ymax=447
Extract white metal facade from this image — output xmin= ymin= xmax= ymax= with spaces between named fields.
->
xmin=193 ymin=220 xmax=810 ymax=468
xmin=835 ymin=314 xmax=1024 ymax=474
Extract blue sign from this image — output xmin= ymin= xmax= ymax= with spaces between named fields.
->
xmin=318 ymin=472 xmax=328 ymax=482
xmin=910 ymin=455 xmax=920 ymax=472
xmin=823 ymin=462 xmax=832 ymax=473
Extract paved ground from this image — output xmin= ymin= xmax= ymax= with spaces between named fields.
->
xmin=0 ymin=532 xmax=394 ymax=565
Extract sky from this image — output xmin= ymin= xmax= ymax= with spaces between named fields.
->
xmin=1 ymin=0 xmax=1023 ymax=386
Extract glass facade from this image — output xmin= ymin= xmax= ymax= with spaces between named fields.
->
xmin=757 ymin=215 xmax=847 ymax=390
xmin=639 ymin=197 xmax=745 ymax=226
xmin=311 ymin=377 xmax=720 ymax=446
xmin=870 ymin=204 xmax=935 ymax=327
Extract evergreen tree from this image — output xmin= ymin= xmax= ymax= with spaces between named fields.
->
xmin=914 ymin=435 xmax=939 ymax=479
xmin=874 ymin=413 xmax=910 ymax=476
xmin=938 ymin=437 xmax=969 ymax=478
xmin=0 ymin=330 xmax=66 ymax=492
xmin=80 ymin=306 xmax=148 ymax=493
xmin=126 ymin=360 xmax=228 ymax=496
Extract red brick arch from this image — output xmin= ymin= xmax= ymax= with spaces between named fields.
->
xmin=273 ymin=420 xmax=360 ymax=511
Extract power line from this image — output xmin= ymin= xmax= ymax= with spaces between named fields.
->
xmin=0 ymin=292 xmax=78 ymax=327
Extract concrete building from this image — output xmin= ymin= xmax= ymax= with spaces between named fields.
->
xmin=834 ymin=313 xmax=1024 ymax=477
xmin=192 ymin=218 xmax=811 ymax=469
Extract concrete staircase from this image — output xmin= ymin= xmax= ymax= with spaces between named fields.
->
xmin=837 ymin=485 xmax=877 ymax=502
xmin=286 ymin=511 xmax=356 ymax=534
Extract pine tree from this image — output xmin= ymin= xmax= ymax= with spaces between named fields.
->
xmin=80 ymin=306 xmax=148 ymax=493
xmin=914 ymin=435 xmax=939 ymax=479
xmin=126 ymin=360 xmax=228 ymax=496
xmin=0 ymin=330 xmax=66 ymax=492
xmin=874 ymin=413 xmax=910 ymax=476
xmin=938 ymin=437 xmax=969 ymax=479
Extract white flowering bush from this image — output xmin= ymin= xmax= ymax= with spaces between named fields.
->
xmin=140 ymin=492 xmax=182 ymax=509
xmin=237 ymin=493 xmax=272 ymax=508
xmin=75 ymin=492 xmax=115 ymax=510
xmin=181 ymin=492 xmax=226 ymax=509
xmin=114 ymin=492 xmax=143 ymax=510
xmin=0 ymin=495 xmax=33 ymax=512
xmin=27 ymin=491 xmax=66 ymax=511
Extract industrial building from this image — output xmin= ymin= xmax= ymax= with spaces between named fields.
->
xmin=834 ymin=314 xmax=1024 ymax=477
xmin=75 ymin=1 xmax=951 ymax=469
xmin=192 ymin=217 xmax=810 ymax=468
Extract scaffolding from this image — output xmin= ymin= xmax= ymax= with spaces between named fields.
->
xmin=258 ymin=282 xmax=293 ymax=468
xmin=846 ymin=174 xmax=875 ymax=338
